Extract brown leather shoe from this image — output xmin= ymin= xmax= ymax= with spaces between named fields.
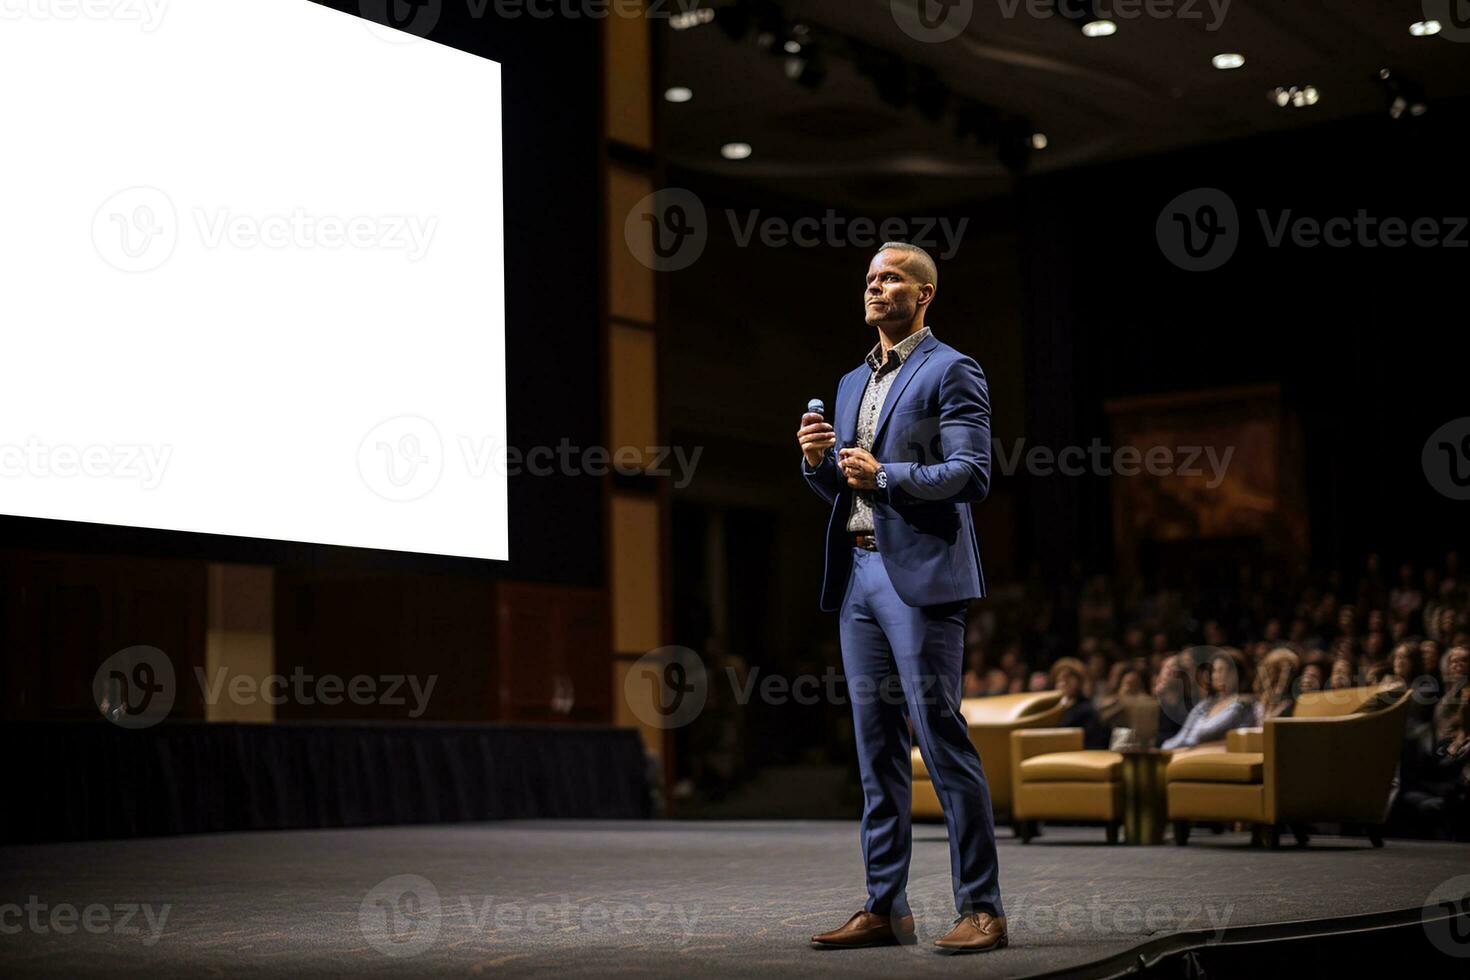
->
xmin=933 ymin=912 xmax=1008 ymax=954
xmin=810 ymin=910 xmax=916 ymax=949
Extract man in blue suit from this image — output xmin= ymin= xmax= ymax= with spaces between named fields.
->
xmin=800 ymin=243 xmax=1006 ymax=955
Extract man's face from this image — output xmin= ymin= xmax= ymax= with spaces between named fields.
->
xmin=863 ymin=250 xmax=932 ymax=328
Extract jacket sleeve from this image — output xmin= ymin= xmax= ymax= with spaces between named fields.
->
xmin=883 ymin=356 xmax=992 ymax=506
xmin=801 ymin=448 xmax=843 ymax=505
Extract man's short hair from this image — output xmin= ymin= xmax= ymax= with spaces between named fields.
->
xmin=876 ymin=241 xmax=938 ymax=288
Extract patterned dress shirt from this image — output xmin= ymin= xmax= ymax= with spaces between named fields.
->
xmin=846 ymin=326 xmax=932 ymax=533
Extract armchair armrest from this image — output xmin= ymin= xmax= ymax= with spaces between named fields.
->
xmin=1227 ymin=727 xmax=1263 ymax=753
xmin=1262 ymin=695 xmax=1409 ymax=823
xmin=1010 ymin=727 xmax=1085 ymax=773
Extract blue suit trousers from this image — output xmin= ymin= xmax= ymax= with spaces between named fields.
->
xmin=839 ymin=547 xmax=1004 ymax=919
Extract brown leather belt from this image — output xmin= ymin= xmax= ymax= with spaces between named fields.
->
xmin=854 ymin=533 xmax=878 ymax=552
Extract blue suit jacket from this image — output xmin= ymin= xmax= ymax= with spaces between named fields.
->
xmin=802 ymin=332 xmax=991 ymax=612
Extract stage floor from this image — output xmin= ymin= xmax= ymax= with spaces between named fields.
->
xmin=2 ymin=820 xmax=1467 ymax=978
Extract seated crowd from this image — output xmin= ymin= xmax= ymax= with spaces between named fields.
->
xmin=961 ymin=550 xmax=1470 ymax=839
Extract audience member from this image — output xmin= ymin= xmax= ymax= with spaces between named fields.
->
xmin=1161 ymin=648 xmax=1254 ymax=750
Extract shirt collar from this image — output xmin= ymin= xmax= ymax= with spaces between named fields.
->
xmin=865 ymin=326 xmax=931 ymax=374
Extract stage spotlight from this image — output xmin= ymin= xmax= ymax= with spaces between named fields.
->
xmin=721 ymin=141 xmax=753 ymax=160
xmin=1081 ymin=18 xmax=1117 ymax=37
xmin=670 ymin=7 xmax=715 ymax=31
xmin=664 ymin=86 xmax=694 ymax=103
xmin=1212 ymin=53 xmax=1245 ymax=70
xmin=1409 ymin=20 xmax=1442 ymax=37
xmin=1378 ymin=68 xmax=1428 ymax=119
xmin=1031 ymin=132 xmax=1049 ymax=150
xmin=1269 ymin=85 xmax=1319 ymax=108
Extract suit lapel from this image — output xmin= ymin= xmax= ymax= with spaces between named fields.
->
xmin=835 ymin=369 xmax=863 ymax=446
xmin=873 ymin=332 xmax=937 ymax=447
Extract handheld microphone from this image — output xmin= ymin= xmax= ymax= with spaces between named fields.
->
xmin=807 ymin=398 xmax=825 ymax=419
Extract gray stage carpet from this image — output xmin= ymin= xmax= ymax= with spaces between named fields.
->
xmin=1 ymin=821 xmax=1467 ymax=978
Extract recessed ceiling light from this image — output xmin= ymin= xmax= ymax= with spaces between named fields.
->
xmin=1212 ymin=53 xmax=1245 ymax=70
xmin=669 ymin=8 xmax=715 ymax=31
xmin=1409 ymin=20 xmax=1442 ymax=37
xmin=783 ymin=40 xmax=803 ymax=54
xmin=1081 ymin=19 xmax=1116 ymax=37
xmin=664 ymin=86 xmax=693 ymax=104
xmin=720 ymin=142 xmax=753 ymax=161
xmin=1030 ymin=133 xmax=1049 ymax=150
xmin=1270 ymin=85 xmax=1319 ymax=108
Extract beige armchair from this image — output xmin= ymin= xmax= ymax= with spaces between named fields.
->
xmin=1166 ymin=684 xmax=1410 ymax=847
xmin=911 ymin=691 xmax=1065 ymax=823
xmin=1010 ymin=726 xmax=1125 ymax=843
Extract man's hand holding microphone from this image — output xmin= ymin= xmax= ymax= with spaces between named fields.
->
xmin=798 ymin=399 xmax=880 ymax=490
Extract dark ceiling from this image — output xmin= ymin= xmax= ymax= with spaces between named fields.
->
xmin=660 ymin=0 xmax=1470 ymax=208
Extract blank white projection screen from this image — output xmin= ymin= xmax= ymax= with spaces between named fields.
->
xmin=1 ymin=2 xmax=508 ymax=561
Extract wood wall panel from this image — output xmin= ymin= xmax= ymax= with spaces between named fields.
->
xmin=272 ymin=571 xmax=609 ymax=724
xmin=495 ymin=581 xmax=610 ymax=722
xmin=0 ymin=550 xmax=206 ymax=721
